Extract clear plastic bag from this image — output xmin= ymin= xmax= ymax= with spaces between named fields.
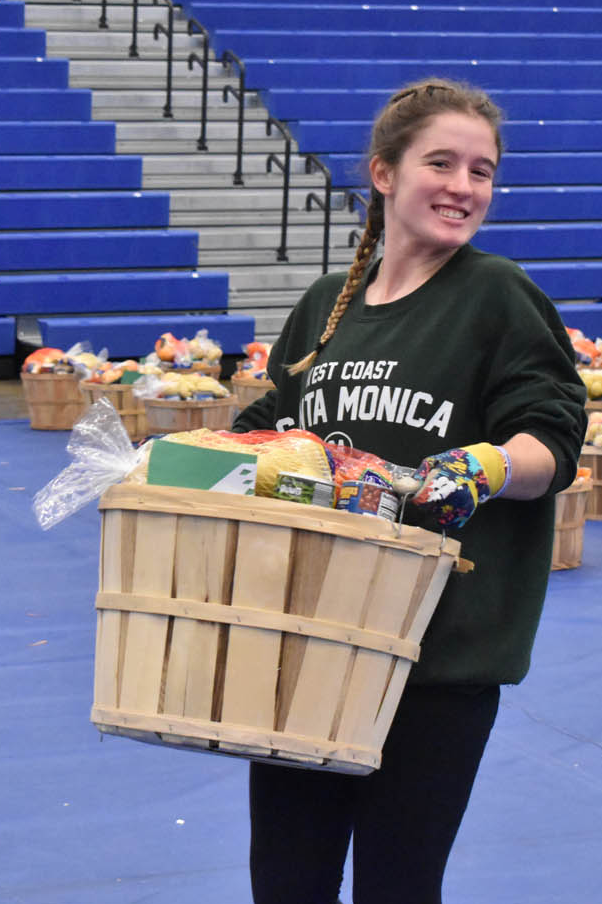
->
xmin=33 ymin=396 xmax=149 ymax=530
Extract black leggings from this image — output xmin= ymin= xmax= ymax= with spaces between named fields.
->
xmin=249 ymin=684 xmax=500 ymax=904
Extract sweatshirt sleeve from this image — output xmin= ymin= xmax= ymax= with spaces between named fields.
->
xmin=230 ymin=390 xmax=278 ymax=433
xmin=230 ymin=305 xmax=297 ymax=433
xmin=478 ymin=266 xmax=587 ymax=494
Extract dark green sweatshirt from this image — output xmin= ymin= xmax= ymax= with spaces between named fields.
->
xmin=233 ymin=244 xmax=587 ymax=685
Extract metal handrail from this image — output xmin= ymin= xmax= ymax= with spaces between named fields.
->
xmin=221 ymin=50 xmax=246 ymax=185
xmin=347 ymin=189 xmax=369 ymax=213
xmin=129 ymin=0 xmax=139 ymax=57
xmin=305 ymin=154 xmax=332 ymax=274
xmin=153 ymin=0 xmax=175 ymax=118
xmin=266 ymin=116 xmax=292 ymax=262
xmin=99 ymin=0 xmax=109 ymax=29
xmin=187 ymin=17 xmax=210 ymax=151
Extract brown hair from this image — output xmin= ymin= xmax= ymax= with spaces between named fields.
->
xmin=288 ymin=77 xmax=504 ymax=375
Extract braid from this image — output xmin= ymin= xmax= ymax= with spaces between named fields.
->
xmin=287 ymin=196 xmax=383 ymax=376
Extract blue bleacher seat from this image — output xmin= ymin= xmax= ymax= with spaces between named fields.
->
xmin=0 ymin=191 xmax=170 ymax=230
xmin=0 ymin=27 xmax=45 ymax=55
xmin=0 ymin=230 xmax=199 ymax=271
xmin=0 ymin=317 xmax=16 ymax=356
xmin=212 ymin=29 xmax=600 ymax=64
xmin=38 ymin=314 xmax=255 ymax=358
xmin=0 ymin=271 xmax=229 ymax=315
xmin=190 ymin=3 xmax=602 ymax=35
xmin=0 ymin=155 xmax=143 ymax=190
xmin=0 ymin=88 xmax=92 ymax=121
xmin=242 ymin=59 xmax=602 ymax=92
xmin=0 ymin=3 xmax=24 ymax=28
xmin=0 ymin=122 xmax=116 ymax=155
xmin=0 ymin=57 xmax=69 ymax=89
xmin=265 ymin=87 xmax=602 ymax=124
xmin=556 ymin=303 xmax=602 ymax=338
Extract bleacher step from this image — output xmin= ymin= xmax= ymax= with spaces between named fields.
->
xmin=46 ymin=31 xmax=206 ymax=59
xmin=199 ymin=248 xmax=356 ymax=267
xmin=67 ymin=59 xmax=233 ymax=90
xmin=26 ymin=3 xmax=191 ymax=30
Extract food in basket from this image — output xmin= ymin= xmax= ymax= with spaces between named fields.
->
xmin=22 ymin=342 xmax=107 ymax=375
xmin=234 ymin=341 xmax=273 ymax=380
xmin=133 ymin=372 xmax=230 ymax=401
xmin=131 ymin=428 xmax=410 ymax=510
xmin=567 ymin=327 xmax=602 ymax=368
xmin=150 ymin=429 xmax=332 ymax=498
xmin=188 ymin=329 xmax=223 ymax=365
xmin=579 ymin=368 xmax=602 ymax=400
xmin=585 ymin=411 xmax=602 ymax=447
xmin=153 ymin=329 xmax=223 ymax=369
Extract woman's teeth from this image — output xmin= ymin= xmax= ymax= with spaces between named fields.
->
xmin=435 ymin=207 xmax=466 ymax=219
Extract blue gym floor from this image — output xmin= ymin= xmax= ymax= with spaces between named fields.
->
xmin=1 ymin=419 xmax=600 ymax=904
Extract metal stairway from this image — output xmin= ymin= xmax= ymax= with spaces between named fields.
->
xmin=24 ymin=0 xmax=361 ymax=342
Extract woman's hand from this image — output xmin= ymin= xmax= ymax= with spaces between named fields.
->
xmin=410 ymin=435 xmax=556 ymax=528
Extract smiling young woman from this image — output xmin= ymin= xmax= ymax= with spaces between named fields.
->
xmin=231 ymin=77 xmax=587 ymax=904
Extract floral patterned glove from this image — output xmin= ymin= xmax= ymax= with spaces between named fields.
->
xmin=411 ymin=443 xmax=509 ymax=529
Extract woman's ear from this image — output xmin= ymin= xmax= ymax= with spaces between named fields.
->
xmin=369 ymin=155 xmax=395 ymax=196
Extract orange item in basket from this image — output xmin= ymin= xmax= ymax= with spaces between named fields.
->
xmin=155 ymin=332 xmax=186 ymax=362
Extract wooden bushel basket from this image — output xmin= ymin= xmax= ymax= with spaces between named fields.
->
xmin=579 ymin=445 xmax=602 ymax=520
xmin=80 ymin=381 xmax=148 ymax=442
xmin=231 ymin=373 xmax=276 ymax=409
xmin=20 ymin=372 xmax=85 ymax=430
xmin=91 ymin=484 xmax=463 ymax=775
xmin=551 ymin=476 xmax=593 ymax=570
xmin=144 ymin=396 xmax=238 ymax=434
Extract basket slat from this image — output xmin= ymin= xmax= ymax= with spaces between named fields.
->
xmin=162 ymin=516 xmax=236 ymax=726
xmin=118 ymin=511 xmax=175 ymax=712
xmin=334 ymin=547 xmax=423 ymax=751
xmin=279 ymin=539 xmax=379 ymax=750
xmin=219 ymin=522 xmax=294 ymax=756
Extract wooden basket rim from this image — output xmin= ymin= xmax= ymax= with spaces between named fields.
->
xmin=231 ymin=373 xmax=276 ymax=388
xmin=80 ymin=380 xmax=135 ymax=394
xmin=21 ymin=371 xmax=80 ymax=382
xmin=144 ymin=396 xmax=237 ymax=411
xmin=560 ymin=478 xmax=594 ymax=495
xmin=99 ymin=483 xmax=461 ymax=560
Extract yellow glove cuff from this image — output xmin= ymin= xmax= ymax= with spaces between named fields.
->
xmin=462 ymin=443 xmax=507 ymax=497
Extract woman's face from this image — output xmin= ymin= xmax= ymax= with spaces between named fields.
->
xmin=371 ymin=111 xmax=498 ymax=257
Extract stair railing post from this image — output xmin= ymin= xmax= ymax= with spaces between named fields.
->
xmin=187 ymin=17 xmax=210 ymax=151
xmin=305 ymin=155 xmax=332 ymax=275
xmin=129 ymin=0 xmax=139 ymax=57
xmin=153 ymin=0 xmax=174 ymax=118
xmin=221 ymin=50 xmax=246 ymax=185
xmin=99 ymin=0 xmax=109 ymax=29
xmin=266 ymin=116 xmax=292 ymax=262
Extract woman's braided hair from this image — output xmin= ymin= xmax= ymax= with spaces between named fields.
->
xmin=288 ymin=77 xmax=504 ymax=376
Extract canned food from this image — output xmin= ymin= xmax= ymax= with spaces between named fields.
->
xmin=336 ymin=480 xmax=400 ymax=522
xmin=274 ymin=472 xmax=335 ymax=508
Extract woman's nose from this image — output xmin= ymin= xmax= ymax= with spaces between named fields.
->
xmin=447 ymin=168 xmax=472 ymax=195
